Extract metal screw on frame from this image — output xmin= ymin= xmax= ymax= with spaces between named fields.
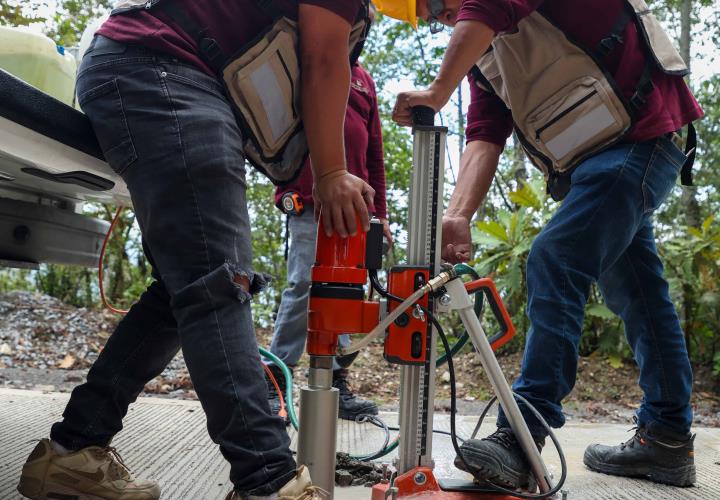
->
xmin=381 ymin=463 xmax=390 ymax=484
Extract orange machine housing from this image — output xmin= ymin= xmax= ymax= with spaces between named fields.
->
xmin=307 ymin=215 xmax=382 ymax=357
xmin=384 ymin=266 xmax=431 ymax=365
xmin=371 ymin=467 xmax=524 ymax=500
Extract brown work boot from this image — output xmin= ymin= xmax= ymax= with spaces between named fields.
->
xmin=225 ymin=465 xmax=326 ymax=499
xmin=17 ymin=439 xmax=160 ymax=499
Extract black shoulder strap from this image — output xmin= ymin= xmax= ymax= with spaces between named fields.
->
xmin=597 ymin=5 xmax=633 ymax=56
xmin=155 ymin=1 xmax=228 ymax=73
xmin=592 ymin=3 xmax=655 ymax=115
xmin=680 ymin=122 xmax=696 ymax=186
xmin=629 ymin=61 xmax=655 ymax=112
xmin=350 ymin=1 xmax=371 ymax=65
xmin=470 ymin=65 xmax=493 ymax=93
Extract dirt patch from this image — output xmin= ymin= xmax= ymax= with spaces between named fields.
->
xmin=335 ymin=453 xmax=386 ymax=487
xmin=345 ymin=340 xmax=720 ymax=427
xmin=1 ymin=291 xmax=718 ymax=427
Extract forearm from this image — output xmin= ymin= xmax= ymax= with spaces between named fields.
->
xmin=446 ymin=141 xmax=502 ymax=219
xmin=302 ymin=61 xmax=350 ymax=178
xmin=298 ymin=4 xmax=352 ymax=178
xmin=430 ymin=20 xmax=495 ymax=106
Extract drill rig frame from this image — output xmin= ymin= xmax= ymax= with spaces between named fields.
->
xmin=296 ymin=107 xmax=559 ymax=499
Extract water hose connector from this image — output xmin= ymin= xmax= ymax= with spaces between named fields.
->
xmin=426 ymin=268 xmax=457 ymax=293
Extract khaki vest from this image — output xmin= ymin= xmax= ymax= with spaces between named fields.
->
xmin=473 ymin=0 xmax=688 ymax=199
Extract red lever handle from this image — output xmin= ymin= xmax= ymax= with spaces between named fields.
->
xmin=464 ymin=278 xmax=516 ymax=351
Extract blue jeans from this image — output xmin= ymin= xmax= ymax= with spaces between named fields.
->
xmin=498 ymin=136 xmax=693 ymax=437
xmin=50 ymin=36 xmax=295 ymax=497
xmin=265 ymin=210 xmax=350 ymax=371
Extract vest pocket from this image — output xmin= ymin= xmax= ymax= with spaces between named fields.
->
xmin=223 ymin=29 xmax=300 ymax=160
xmin=525 ymin=77 xmax=627 ymax=172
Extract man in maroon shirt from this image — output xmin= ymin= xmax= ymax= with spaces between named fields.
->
xmin=384 ymin=0 xmax=700 ymax=490
xmin=17 ymin=2 xmax=374 ymax=500
xmin=265 ymin=62 xmax=392 ymax=421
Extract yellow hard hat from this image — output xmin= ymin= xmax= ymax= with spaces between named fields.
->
xmin=374 ymin=0 xmax=417 ymax=28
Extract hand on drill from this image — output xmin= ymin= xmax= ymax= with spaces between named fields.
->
xmin=313 ymin=169 xmax=375 ymax=238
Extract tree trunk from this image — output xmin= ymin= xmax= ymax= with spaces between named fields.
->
xmin=679 ymin=0 xmax=697 ymax=355
xmin=513 ymin=135 xmax=527 ymax=189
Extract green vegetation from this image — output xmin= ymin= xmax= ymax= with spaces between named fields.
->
xmin=1 ymin=1 xmax=718 ymax=378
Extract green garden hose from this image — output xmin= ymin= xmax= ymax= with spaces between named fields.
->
xmin=260 ymin=346 xmax=393 ymax=460
xmin=258 ymin=347 xmax=299 ymax=430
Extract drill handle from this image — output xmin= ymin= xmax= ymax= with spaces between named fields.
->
xmin=464 ymin=278 xmax=516 ymax=351
xmin=412 ymin=105 xmax=435 ymax=126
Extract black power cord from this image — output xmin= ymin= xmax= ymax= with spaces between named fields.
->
xmin=352 ymin=414 xmax=391 ymax=461
xmin=387 ymin=425 xmax=465 ymax=443
xmin=368 ymin=268 xmax=401 ymax=303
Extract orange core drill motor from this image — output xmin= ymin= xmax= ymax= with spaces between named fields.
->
xmin=307 ymin=215 xmax=384 ymax=357
xmin=296 ymin=214 xmax=384 ymax=497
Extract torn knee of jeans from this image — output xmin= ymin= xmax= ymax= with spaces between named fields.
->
xmin=225 ymin=262 xmax=271 ymax=302
xmin=172 ymin=264 xmax=272 ymax=307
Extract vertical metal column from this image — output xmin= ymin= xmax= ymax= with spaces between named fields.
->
xmin=396 ymin=109 xmax=447 ymax=474
xmin=297 ymin=357 xmax=339 ymax=497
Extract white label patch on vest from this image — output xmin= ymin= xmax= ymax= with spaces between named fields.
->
xmin=545 ymin=104 xmax=617 ymax=161
xmin=249 ymin=61 xmax=291 ymax=142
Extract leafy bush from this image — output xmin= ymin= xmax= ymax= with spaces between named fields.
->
xmin=660 ymin=215 xmax=720 ymax=366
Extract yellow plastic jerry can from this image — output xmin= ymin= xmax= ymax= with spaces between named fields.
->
xmin=0 ymin=25 xmax=77 ymax=105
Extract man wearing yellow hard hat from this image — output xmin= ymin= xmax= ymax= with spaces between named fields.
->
xmin=374 ymin=0 xmax=453 ymax=29
xmin=380 ymin=0 xmax=701 ymax=492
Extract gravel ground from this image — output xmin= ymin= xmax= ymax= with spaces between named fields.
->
xmin=0 ymin=291 xmax=195 ymax=398
xmin=1 ymin=291 xmax=719 ymax=427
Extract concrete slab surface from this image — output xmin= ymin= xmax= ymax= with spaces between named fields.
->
xmin=1 ymin=388 xmax=719 ymax=499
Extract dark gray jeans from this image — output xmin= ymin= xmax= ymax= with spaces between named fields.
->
xmin=50 ymin=35 xmax=295 ymax=497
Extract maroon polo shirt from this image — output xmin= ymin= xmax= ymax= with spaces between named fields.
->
xmin=97 ymin=0 xmax=363 ymax=77
xmin=460 ymin=0 xmax=703 ymax=147
xmin=275 ymin=64 xmax=388 ymax=219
